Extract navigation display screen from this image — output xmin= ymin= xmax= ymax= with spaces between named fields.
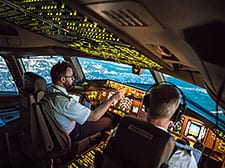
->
xmin=132 ymin=106 xmax=139 ymax=113
xmin=184 ymin=120 xmax=206 ymax=142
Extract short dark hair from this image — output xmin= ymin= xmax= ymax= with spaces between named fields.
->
xmin=144 ymin=84 xmax=180 ymax=119
xmin=50 ymin=61 xmax=73 ymax=84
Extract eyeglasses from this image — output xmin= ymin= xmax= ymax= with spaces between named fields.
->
xmin=64 ymin=75 xmax=75 ymax=79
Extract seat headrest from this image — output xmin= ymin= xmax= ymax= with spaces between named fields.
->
xmin=23 ymin=72 xmax=47 ymax=95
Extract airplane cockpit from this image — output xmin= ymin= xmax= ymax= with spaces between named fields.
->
xmin=0 ymin=0 xmax=225 ymax=168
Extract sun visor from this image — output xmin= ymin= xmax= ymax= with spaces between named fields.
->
xmin=183 ymin=21 xmax=225 ymax=111
xmin=0 ymin=23 xmax=20 ymax=47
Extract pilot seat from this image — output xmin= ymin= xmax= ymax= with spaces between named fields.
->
xmin=96 ymin=115 xmax=176 ymax=168
xmin=19 ymin=72 xmax=104 ymax=167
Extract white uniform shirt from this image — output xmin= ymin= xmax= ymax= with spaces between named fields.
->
xmin=155 ymin=125 xmax=198 ymax=168
xmin=48 ymin=85 xmax=91 ymax=134
xmin=168 ymin=149 xmax=198 ymax=168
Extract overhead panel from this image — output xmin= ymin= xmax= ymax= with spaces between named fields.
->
xmin=0 ymin=0 xmax=163 ymax=70
xmin=87 ymin=1 xmax=164 ymax=41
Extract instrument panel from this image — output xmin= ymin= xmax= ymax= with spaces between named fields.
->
xmin=77 ymin=79 xmax=225 ymax=164
xmin=169 ymin=114 xmax=225 ymax=163
xmin=81 ymin=80 xmax=146 ymax=117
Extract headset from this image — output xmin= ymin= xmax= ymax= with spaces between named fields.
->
xmin=143 ymin=82 xmax=187 ymax=123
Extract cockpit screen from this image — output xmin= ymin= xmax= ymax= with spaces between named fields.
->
xmin=184 ymin=120 xmax=206 ymax=142
xmin=132 ymin=106 xmax=139 ymax=113
xmin=117 ymin=97 xmax=133 ymax=113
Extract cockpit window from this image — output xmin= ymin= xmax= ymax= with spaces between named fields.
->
xmin=21 ymin=56 xmax=64 ymax=84
xmin=0 ymin=56 xmax=18 ymax=93
xmin=78 ymin=57 xmax=155 ymax=90
xmin=164 ymin=74 xmax=221 ymax=112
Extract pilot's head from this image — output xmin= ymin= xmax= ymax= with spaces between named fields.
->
xmin=50 ymin=61 xmax=75 ymax=89
xmin=143 ymin=84 xmax=180 ymax=125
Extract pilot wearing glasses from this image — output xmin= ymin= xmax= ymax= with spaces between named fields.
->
xmin=48 ymin=61 xmax=125 ymax=141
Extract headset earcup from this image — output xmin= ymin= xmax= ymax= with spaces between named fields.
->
xmin=143 ymin=93 xmax=150 ymax=111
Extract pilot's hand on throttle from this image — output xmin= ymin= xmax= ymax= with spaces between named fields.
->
xmin=112 ymin=89 xmax=125 ymax=101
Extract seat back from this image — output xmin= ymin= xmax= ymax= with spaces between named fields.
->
xmin=19 ymin=72 xmax=53 ymax=164
xmin=19 ymin=72 xmax=48 ymax=149
xmin=102 ymin=115 xmax=175 ymax=168
xmin=20 ymin=72 xmax=72 ymax=161
xmin=21 ymin=72 xmax=71 ymax=152
xmin=20 ymin=72 xmax=106 ymax=166
xmin=37 ymin=93 xmax=71 ymax=152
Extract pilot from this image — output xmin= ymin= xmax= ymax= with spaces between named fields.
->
xmin=143 ymin=83 xmax=197 ymax=168
xmin=48 ymin=61 xmax=125 ymax=141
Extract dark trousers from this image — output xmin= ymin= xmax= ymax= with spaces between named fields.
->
xmin=69 ymin=117 xmax=112 ymax=141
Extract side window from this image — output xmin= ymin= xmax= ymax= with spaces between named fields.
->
xmin=0 ymin=56 xmax=18 ymax=93
xmin=164 ymin=74 xmax=222 ymax=112
xmin=20 ymin=56 xmax=64 ymax=84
